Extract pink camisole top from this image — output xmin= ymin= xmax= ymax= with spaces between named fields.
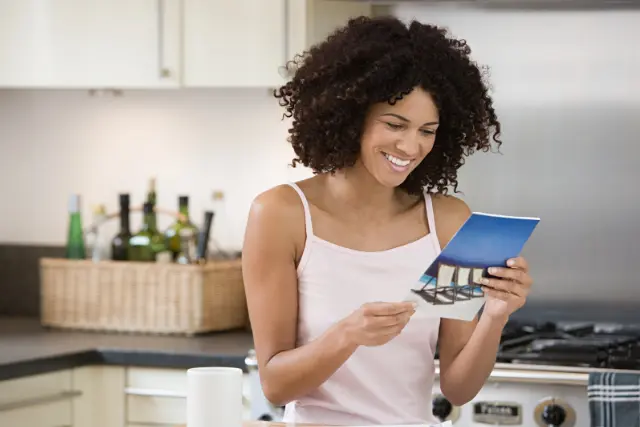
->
xmin=282 ymin=182 xmax=442 ymax=426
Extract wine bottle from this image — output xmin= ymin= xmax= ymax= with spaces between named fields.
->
xmin=111 ymin=194 xmax=132 ymax=261
xmin=128 ymin=202 xmax=168 ymax=262
xmin=65 ymin=194 xmax=86 ymax=259
xmin=195 ymin=211 xmax=214 ymax=263
xmin=164 ymin=195 xmax=199 ymax=260
xmin=147 ymin=177 xmax=157 ymax=206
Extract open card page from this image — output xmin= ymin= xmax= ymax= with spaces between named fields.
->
xmin=405 ymin=212 xmax=540 ymax=321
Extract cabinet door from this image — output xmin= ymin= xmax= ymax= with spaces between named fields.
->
xmin=183 ymin=0 xmax=287 ymax=87
xmin=287 ymin=0 xmax=372 ymax=63
xmin=0 ymin=0 xmax=181 ymax=88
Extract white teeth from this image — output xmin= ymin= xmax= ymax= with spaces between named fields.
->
xmin=383 ymin=153 xmax=411 ymax=167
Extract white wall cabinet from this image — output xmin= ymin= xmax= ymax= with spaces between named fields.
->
xmin=183 ymin=0 xmax=287 ymax=88
xmin=287 ymin=0 xmax=373 ymax=64
xmin=0 ymin=0 xmax=181 ymax=89
xmin=0 ymin=0 xmax=375 ymax=89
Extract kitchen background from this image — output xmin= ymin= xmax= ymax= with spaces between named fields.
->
xmin=1 ymin=1 xmax=638 ymax=318
xmin=1 ymin=2 xmax=639 ymax=427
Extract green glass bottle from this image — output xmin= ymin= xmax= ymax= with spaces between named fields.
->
xmin=65 ymin=194 xmax=86 ymax=259
xmin=111 ymin=194 xmax=132 ymax=261
xmin=128 ymin=202 xmax=168 ymax=262
xmin=164 ymin=195 xmax=199 ymax=260
xmin=147 ymin=177 xmax=157 ymax=220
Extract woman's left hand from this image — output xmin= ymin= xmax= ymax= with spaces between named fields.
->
xmin=479 ymin=256 xmax=533 ymax=323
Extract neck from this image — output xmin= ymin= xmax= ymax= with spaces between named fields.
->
xmin=324 ymin=162 xmax=404 ymax=214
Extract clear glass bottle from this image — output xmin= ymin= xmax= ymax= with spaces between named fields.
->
xmin=165 ymin=195 xmax=199 ymax=260
xmin=87 ymin=204 xmax=109 ymax=261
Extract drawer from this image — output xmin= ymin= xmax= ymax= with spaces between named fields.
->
xmin=0 ymin=397 xmax=73 ymax=427
xmin=126 ymin=366 xmax=251 ymax=401
xmin=127 ymin=367 xmax=187 ymax=393
xmin=0 ymin=370 xmax=72 ymax=403
xmin=0 ymin=370 xmax=79 ymax=427
xmin=127 ymin=394 xmax=185 ymax=425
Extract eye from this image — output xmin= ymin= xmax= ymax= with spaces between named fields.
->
xmin=385 ymin=122 xmax=403 ymax=130
xmin=421 ymin=129 xmax=436 ymax=136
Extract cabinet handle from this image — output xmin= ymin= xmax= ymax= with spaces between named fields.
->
xmin=125 ymin=387 xmax=250 ymax=405
xmin=157 ymin=0 xmax=170 ymax=78
xmin=125 ymin=387 xmax=186 ymax=399
xmin=0 ymin=390 xmax=82 ymax=412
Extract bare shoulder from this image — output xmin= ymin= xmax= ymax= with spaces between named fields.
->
xmin=431 ymin=193 xmax=472 ymax=248
xmin=249 ymin=184 xmax=304 ymax=220
xmin=244 ymin=183 xmax=307 ymax=260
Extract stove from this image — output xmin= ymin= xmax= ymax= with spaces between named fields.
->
xmin=245 ymin=320 xmax=640 ymax=427
xmin=432 ymin=320 xmax=640 ymax=426
xmin=497 ymin=321 xmax=640 ymax=370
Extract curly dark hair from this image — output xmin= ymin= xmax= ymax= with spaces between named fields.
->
xmin=274 ymin=15 xmax=502 ymax=196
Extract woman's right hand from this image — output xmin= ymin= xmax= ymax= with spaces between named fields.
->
xmin=339 ymin=301 xmax=417 ymax=347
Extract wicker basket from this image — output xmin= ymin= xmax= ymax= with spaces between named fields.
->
xmin=39 ymin=257 xmax=247 ymax=335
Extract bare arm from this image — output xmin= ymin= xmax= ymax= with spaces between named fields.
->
xmin=433 ymin=196 xmax=508 ymax=406
xmin=241 ymin=187 xmax=358 ymax=406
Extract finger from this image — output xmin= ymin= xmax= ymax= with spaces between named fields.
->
xmin=367 ymin=310 xmax=414 ymax=328
xmin=363 ymin=301 xmax=416 ymax=316
xmin=507 ymin=256 xmax=528 ymax=271
xmin=480 ymin=277 xmax=519 ymax=295
xmin=485 ymin=277 xmax=530 ymax=298
xmin=488 ymin=266 xmax=526 ymax=284
xmin=482 ymin=286 xmax=511 ymax=302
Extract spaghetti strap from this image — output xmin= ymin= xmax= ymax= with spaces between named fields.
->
xmin=424 ymin=192 xmax=441 ymax=251
xmin=286 ymin=182 xmax=314 ymax=238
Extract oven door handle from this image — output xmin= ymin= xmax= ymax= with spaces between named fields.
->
xmin=436 ymin=367 xmax=588 ymax=386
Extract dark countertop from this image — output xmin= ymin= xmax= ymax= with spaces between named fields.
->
xmin=0 ymin=317 xmax=254 ymax=382
xmin=3 ymin=302 xmax=638 ymax=383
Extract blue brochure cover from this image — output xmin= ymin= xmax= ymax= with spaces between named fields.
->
xmin=405 ymin=212 xmax=540 ymax=321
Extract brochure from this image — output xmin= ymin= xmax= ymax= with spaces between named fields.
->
xmin=405 ymin=212 xmax=540 ymax=321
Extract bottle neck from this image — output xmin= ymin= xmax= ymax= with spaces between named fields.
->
xmin=120 ymin=206 xmax=130 ymax=233
xmin=179 ymin=205 xmax=190 ymax=223
xmin=143 ymin=211 xmax=157 ymax=232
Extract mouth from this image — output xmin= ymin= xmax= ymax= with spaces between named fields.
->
xmin=381 ymin=152 xmax=412 ymax=172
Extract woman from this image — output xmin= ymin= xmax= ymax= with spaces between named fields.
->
xmin=242 ymin=15 xmax=533 ymax=426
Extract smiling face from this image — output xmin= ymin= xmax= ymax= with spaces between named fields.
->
xmin=358 ymin=87 xmax=439 ymax=189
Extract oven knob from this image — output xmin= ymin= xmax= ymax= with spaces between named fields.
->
xmin=542 ymin=404 xmax=566 ymax=426
xmin=258 ymin=414 xmax=273 ymax=421
xmin=432 ymin=395 xmax=453 ymax=421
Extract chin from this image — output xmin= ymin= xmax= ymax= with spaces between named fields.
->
xmin=374 ymin=172 xmax=411 ymax=189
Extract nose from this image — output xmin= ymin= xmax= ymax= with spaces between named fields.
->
xmin=395 ymin=133 xmax=421 ymax=158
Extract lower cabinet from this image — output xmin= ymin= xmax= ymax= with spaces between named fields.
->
xmin=0 ymin=369 xmax=76 ymax=427
xmin=124 ymin=366 xmax=251 ymax=426
xmin=0 ymin=365 xmax=251 ymax=427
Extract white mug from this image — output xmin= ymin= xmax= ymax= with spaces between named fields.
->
xmin=187 ymin=367 xmax=244 ymax=427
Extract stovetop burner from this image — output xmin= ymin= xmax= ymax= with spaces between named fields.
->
xmin=497 ymin=320 xmax=640 ymax=370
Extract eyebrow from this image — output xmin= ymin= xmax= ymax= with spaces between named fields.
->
xmin=380 ymin=113 xmax=438 ymax=126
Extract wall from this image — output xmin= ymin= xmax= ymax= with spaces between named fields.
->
xmin=391 ymin=4 xmax=640 ymax=307
xmin=1 ymin=5 xmax=639 ymax=316
xmin=0 ymin=88 xmax=313 ymax=251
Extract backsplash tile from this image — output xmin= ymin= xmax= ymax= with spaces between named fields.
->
xmin=0 ymin=244 xmax=64 ymax=316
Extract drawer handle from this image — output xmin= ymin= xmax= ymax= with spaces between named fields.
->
xmin=0 ymin=390 xmax=82 ymax=412
xmin=125 ymin=387 xmax=186 ymax=399
xmin=125 ymin=387 xmax=250 ymax=405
